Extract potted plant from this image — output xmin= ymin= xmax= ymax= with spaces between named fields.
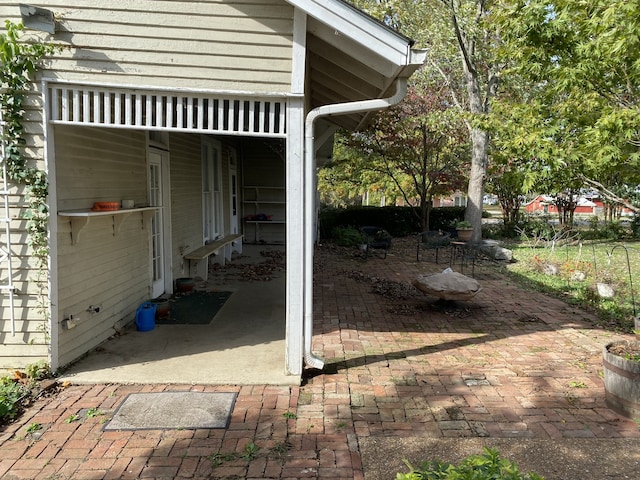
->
xmin=603 ymin=338 xmax=640 ymax=418
xmin=455 ymin=220 xmax=474 ymax=242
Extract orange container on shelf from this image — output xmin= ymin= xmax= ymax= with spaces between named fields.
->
xmin=91 ymin=202 xmax=120 ymax=211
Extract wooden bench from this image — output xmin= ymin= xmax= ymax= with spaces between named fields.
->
xmin=183 ymin=234 xmax=243 ymax=280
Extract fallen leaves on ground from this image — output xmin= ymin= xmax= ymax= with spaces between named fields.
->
xmin=209 ymin=250 xmax=285 ymax=282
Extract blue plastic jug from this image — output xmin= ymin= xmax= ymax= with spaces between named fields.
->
xmin=135 ymin=302 xmax=156 ymax=332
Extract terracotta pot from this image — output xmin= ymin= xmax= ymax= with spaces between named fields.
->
xmin=150 ymin=298 xmax=170 ymax=319
xmin=603 ymin=340 xmax=640 ymax=418
xmin=456 ymin=228 xmax=473 ymax=242
xmin=175 ymin=277 xmax=195 ymax=293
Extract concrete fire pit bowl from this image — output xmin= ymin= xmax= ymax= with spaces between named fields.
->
xmin=413 ymin=270 xmax=482 ymax=301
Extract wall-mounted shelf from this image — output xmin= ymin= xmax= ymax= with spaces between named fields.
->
xmin=242 ymin=186 xmax=285 ymax=244
xmin=244 ymin=220 xmax=286 ymax=223
xmin=58 ymin=207 xmax=159 ymax=245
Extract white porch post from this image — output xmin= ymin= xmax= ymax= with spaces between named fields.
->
xmin=285 ymin=98 xmax=305 ymax=376
xmin=285 ymin=8 xmax=307 ymax=376
xmin=43 ymin=81 xmax=60 ymax=372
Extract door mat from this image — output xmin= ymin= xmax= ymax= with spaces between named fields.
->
xmin=157 ymin=291 xmax=232 ymax=325
xmin=104 ymin=392 xmax=237 ymax=430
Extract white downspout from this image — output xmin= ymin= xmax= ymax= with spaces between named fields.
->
xmin=303 ymin=78 xmax=409 ymax=369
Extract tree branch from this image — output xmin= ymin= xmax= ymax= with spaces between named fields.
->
xmin=449 ymin=3 xmax=477 ymax=77
xmin=580 ymin=175 xmax=640 ymax=213
xmin=429 ymin=57 xmax=464 ymax=111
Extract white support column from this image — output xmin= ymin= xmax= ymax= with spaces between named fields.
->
xmin=286 ymin=99 xmax=305 ymax=376
xmin=285 ymin=8 xmax=307 ymax=376
xmin=43 ymin=81 xmax=60 ymax=371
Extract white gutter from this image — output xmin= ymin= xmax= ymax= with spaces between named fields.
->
xmin=303 ymin=77 xmax=409 ymax=369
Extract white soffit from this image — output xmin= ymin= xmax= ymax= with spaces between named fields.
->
xmin=307 ymin=18 xmax=398 ymax=80
xmin=285 ymin=0 xmax=414 ymax=68
xmin=286 ymin=0 xmax=425 ymax=130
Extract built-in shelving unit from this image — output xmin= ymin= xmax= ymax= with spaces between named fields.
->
xmin=242 ymin=186 xmax=285 ymax=244
xmin=58 ymin=207 xmax=158 ymax=245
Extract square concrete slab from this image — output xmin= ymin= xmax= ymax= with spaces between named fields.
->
xmin=104 ymin=391 xmax=237 ymax=430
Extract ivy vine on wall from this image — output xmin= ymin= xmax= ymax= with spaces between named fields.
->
xmin=0 ymin=20 xmax=56 ymax=265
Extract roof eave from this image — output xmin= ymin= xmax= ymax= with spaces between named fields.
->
xmin=285 ymin=0 xmax=416 ymax=68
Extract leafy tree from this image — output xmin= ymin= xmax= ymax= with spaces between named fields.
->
xmin=350 ymin=0 xmax=502 ymax=241
xmin=486 ymin=157 xmax=525 ymax=230
xmin=320 ymin=85 xmax=469 ymax=230
xmin=494 ymin=0 xmax=640 ymax=215
xmin=318 ymin=141 xmax=401 ymax=208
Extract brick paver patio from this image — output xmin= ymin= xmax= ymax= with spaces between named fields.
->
xmin=0 ymin=238 xmax=638 ymax=479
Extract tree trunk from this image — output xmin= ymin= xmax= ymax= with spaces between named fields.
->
xmin=420 ymin=200 xmax=428 ymax=231
xmin=499 ymin=195 xmax=520 ymax=227
xmin=451 ymin=0 xmax=496 ymax=243
xmin=460 ymin=45 xmax=492 ymax=243
xmin=425 ymin=203 xmax=432 ymax=231
xmin=465 ymin=128 xmax=488 ymax=241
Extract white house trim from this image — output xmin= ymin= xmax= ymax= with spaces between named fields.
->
xmin=291 ymin=8 xmax=307 ymax=96
xmin=43 ymin=79 xmax=60 ymax=371
xmin=286 ymin=0 xmax=413 ymax=66
xmin=285 ymin=96 xmax=305 ymax=376
xmin=284 ymin=9 xmax=307 ymax=376
xmin=47 ymin=81 xmax=288 ymax=137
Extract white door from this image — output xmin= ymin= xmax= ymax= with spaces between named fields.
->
xmin=202 ymin=139 xmax=223 ymax=242
xmin=149 ymin=149 xmax=170 ymax=298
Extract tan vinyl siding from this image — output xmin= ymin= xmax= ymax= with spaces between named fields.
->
xmin=168 ymin=132 xmax=204 ymax=280
xmin=54 ymin=126 xmax=148 ymax=208
xmin=55 ymin=126 xmax=150 ymax=367
xmin=0 ymin=86 xmax=50 ymax=371
xmin=0 ymin=1 xmax=294 ymax=93
xmin=0 ymin=0 xmax=295 ymax=370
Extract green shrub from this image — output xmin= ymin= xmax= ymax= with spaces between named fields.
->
xmin=631 ymin=215 xmax=640 ymax=238
xmin=581 ymin=218 xmax=628 ymax=241
xmin=0 ymin=377 xmax=29 ymax=423
xmin=25 ymin=360 xmax=50 ymax=381
xmin=517 ymin=216 xmax=556 ymax=240
xmin=396 ymin=448 xmax=544 ymax=480
xmin=320 ymin=206 xmax=418 ymax=237
xmin=483 ymin=222 xmax=521 ymax=239
xmin=0 ymin=362 xmax=50 ymax=426
xmin=319 ymin=206 xmax=466 ymax=238
xmin=597 ymin=221 xmax=628 ymax=241
xmin=331 ymin=226 xmax=367 ymax=246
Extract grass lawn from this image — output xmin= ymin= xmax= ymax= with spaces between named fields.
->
xmin=502 ymin=238 xmax=640 ymax=333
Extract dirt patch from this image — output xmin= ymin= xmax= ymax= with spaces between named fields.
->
xmin=360 ymin=437 xmax=640 ymax=480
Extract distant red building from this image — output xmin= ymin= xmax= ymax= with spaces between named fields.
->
xmin=525 ymin=195 xmax=634 ymax=216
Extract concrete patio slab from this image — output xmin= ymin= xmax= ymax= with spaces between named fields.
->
xmin=57 ymin=245 xmax=296 ymax=386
